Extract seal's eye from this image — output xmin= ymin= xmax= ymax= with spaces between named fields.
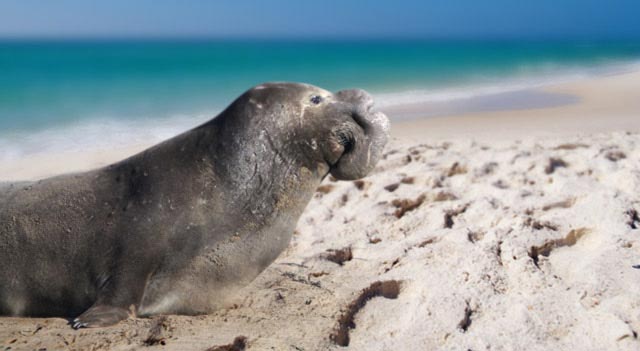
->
xmin=310 ymin=95 xmax=323 ymax=105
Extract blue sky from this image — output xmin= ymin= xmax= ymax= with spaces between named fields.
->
xmin=1 ymin=0 xmax=639 ymax=39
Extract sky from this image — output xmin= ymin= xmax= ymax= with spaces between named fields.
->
xmin=0 ymin=0 xmax=639 ymax=39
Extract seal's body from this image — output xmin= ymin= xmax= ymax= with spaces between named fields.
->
xmin=0 ymin=83 xmax=389 ymax=328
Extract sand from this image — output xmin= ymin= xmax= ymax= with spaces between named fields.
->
xmin=1 ymin=69 xmax=640 ymax=350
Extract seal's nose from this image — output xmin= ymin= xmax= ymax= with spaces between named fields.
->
xmin=334 ymin=89 xmax=389 ymax=137
xmin=335 ymin=89 xmax=374 ymax=114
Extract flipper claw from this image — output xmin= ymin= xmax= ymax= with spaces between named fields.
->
xmin=71 ymin=304 xmax=129 ymax=329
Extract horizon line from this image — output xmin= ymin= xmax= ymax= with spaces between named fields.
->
xmin=1 ymin=33 xmax=640 ymax=42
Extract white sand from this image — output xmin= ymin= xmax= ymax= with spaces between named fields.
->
xmin=1 ymin=69 xmax=640 ymax=350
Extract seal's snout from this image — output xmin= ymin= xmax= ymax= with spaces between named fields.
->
xmin=335 ymin=88 xmax=389 ymax=133
xmin=329 ymin=88 xmax=390 ymax=181
xmin=336 ymin=89 xmax=374 ymax=115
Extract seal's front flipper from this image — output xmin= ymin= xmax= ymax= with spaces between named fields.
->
xmin=72 ymin=304 xmax=130 ymax=329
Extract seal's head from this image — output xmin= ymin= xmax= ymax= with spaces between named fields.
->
xmin=238 ymin=82 xmax=390 ymax=180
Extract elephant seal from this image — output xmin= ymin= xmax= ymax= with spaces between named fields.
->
xmin=0 ymin=82 xmax=390 ymax=328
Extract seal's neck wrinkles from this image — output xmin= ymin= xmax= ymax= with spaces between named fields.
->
xmin=208 ymin=115 xmax=323 ymax=226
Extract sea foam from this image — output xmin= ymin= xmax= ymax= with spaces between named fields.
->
xmin=1 ymin=60 xmax=639 ymax=164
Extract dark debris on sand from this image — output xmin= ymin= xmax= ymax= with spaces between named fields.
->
xmin=206 ymin=336 xmax=248 ymax=351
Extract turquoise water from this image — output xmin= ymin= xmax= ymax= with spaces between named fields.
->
xmin=1 ymin=39 xmax=640 ymax=158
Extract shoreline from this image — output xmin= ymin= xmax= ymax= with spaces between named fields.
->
xmin=1 ymin=66 xmax=640 ymax=181
xmin=391 ymin=67 xmax=640 ymax=142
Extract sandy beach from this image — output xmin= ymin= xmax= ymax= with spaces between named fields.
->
xmin=1 ymin=69 xmax=640 ymax=350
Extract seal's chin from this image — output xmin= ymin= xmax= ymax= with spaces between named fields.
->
xmin=317 ymin=162 xmax=331 ymax=177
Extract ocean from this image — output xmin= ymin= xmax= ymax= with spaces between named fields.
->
xmin=1 ymin=39 xmax=640 ymax=161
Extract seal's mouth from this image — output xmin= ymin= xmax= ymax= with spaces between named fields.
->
xmin=336 ymin=128 xmax=355 ymax=154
